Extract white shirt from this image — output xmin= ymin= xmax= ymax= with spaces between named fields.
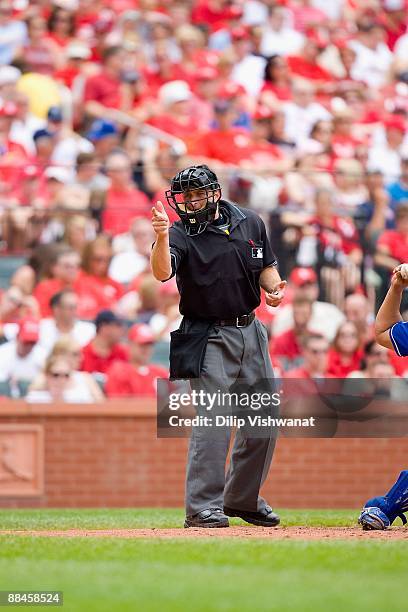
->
xmin=260 ymin=27 xmax=304 ymax=57
xmin=109 ymin=251 xmax=148 ymax=284
xmin=231 ymin=55 xmax=266 ymax=97
xmin=283 ymin=102 xmax=331 ymax=146
xmin=367 ymin=145 xmax=406 ymax=184
xmin=38 ymin=319 xmax=96 ymax=354
xmin=273 ymin=301 xmax=345 ymax=342
xmin=394 ymin=33 xmax=408 ymax=61
xmin=26 ymin=372 xmax=95 ymax=403
xmin=349 ymin=40 xmax=393 ymax=89
xmin=0 ymin=341 xmax=47 ymax=382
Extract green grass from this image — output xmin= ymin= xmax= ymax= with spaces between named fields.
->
xmin=0 ymin=510 xmax=407 ymax=612
xmin=0 ymin=507 xmax=356 ymax=530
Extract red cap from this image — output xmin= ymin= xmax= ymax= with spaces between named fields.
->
xmin=18 ymin=318 xmax=40 ymax=343
xmin=218 ymin=80 xmax=246 ymax=99
xmin=231 ymin=26 xmax=249 ymax=41
xmin=253 ymin=105 xmax=274 ymax=121
xmin=0 ymin=100 xmax=18 ymax=118
xmin=289 ymin=267 xmax=318 ymax=286
xmin=128 ymin=324 xmax=155 ymax=344
xmin=384 ymin=114 xmax=407 ymax=133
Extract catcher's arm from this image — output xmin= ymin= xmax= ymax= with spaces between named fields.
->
xmin=374 ymin=263 xmax=408 ymax=349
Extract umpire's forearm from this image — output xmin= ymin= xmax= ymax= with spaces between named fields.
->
xmin=375 ymin=284 xmax=403 ymax=335
xmin=151 ymin=234 xmax=172 ymax=281
xmin=260 ymin=265 xmax=281 ymax=293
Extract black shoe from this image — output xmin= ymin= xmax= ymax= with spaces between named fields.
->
xmin=223 ymin=505 xmax=280 ymax=527
xmin=184 ymin=509 xmax=230 ymax=528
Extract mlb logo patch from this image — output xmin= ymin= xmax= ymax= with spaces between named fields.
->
xmin=251 ymin=247 xmax=263 ymax=259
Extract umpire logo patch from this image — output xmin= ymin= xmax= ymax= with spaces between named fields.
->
xmin=251 ymin=247 xmax=263 ymax=259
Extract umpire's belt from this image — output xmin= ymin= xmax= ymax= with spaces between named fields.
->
xmin=216 ymin=312 xmax=255 ymax=328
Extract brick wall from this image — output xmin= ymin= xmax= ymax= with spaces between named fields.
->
xmin=0 ymin=401 xmax=406 ymax=509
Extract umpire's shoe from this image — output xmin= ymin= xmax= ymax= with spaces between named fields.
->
xmin=184 ymin=509 xmax=229 ymax=528
xmin=223 ymin=505 xmax=280 ymax=527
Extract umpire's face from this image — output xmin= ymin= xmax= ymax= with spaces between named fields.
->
xmin=178 ymin=188 xmax=220 ymax=213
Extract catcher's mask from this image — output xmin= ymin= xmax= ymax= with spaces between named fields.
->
xmin=165 ymin=165 xmax=221 ymax=236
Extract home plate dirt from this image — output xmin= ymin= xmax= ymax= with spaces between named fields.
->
xmin=0 ymin=527 xmax=407 ymax=540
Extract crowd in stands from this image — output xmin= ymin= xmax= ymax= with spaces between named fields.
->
xmin=0 ymin=0 xmax=407 ymax=400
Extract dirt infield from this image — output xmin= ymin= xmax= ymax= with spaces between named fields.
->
xmin=1 ymin=527 xmax=407 ymax=540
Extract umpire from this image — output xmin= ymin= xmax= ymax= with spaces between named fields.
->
xmin=151 ymin=165 xmax=286 ymax=528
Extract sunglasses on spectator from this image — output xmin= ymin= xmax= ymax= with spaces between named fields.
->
xmin=307 ymin=348 xmax=328 ymax=354
xmin=49 ymin=371 xmax=70 ymax=379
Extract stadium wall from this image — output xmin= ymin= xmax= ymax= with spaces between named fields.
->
xmin=0 ymin=401 xmax=406 ymax=509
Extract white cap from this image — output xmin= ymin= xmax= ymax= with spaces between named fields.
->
xmin=0 ymin=66 xmax=21 ymax=87
xmin=159 ymin=80 xmax=191 ymax=106
xmin=66 ymin=42 xmax=91 ymax=60
xmin=44 ymin=166 xmax=71 ymax=184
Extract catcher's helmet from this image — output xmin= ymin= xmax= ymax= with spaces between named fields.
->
xmin=165 ymin=165 xmax=221 ymax=236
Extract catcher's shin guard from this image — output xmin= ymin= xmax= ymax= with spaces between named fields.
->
xmin=358 ymin=470 xmax=408 ymax=530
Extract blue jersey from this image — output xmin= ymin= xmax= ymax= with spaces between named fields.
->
xmin=389 ymin=321 xmax=408 ymax=357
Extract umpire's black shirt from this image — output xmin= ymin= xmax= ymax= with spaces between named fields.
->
xmin=167 ymin=200 xmax=277 ymax=320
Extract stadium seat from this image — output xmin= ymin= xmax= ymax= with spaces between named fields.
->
xmin=0 ymin=256 xmax=27 ymax=289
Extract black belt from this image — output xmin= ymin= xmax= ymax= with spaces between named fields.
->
xmin=216 ymin=312 xmax=255 ymax=328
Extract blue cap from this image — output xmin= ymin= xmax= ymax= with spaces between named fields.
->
xmin=33 ymin=128 xmax=54 ymax=141
xmin=86 ymin=119 xmax=118 ymax=142
xmin=47 ymin=106 xmax=63 ymax=122
xmin=95 ymin=309 xmax=124 ymax=330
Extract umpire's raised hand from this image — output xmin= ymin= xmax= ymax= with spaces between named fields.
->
xmin=151 ymin=201 xmax=170 ymax=236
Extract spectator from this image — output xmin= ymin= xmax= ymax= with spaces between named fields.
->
xmin=282 ymin=78 xmax=331 ymax=146
xmin=375 ymin=204 xmax=408 ymax=274
xmin=260 ymin=6 xmax=304 ymax=57
xmin=344 ymin=293 xmax=374 ymax=346
xmin=0 ymin=318 xmax=46 ymax=384
xmin=38 ymin=290 xmax=95 ymax=354
xmin=16 ymin=14 xmax=63 ymax=75
xmin=273 ymin=267 xmax=345 ymax=341
xmin=299 ymin=189 xmax=362 ymax=306
xmin=102 ymin=150 xmax=150 ymax=236
xmin=0 ymin=1 xmax=27 ymax=66
xmin=347 ymin=339 xmax=390 ymax=378
xmin=148 ymin=80 xmax=196 ymax=140
xmin=62 ymin=215 xmax=96 ymax=256
xmin=105 ymin=324 xmax=168 ymax=397
xmin=387 ymin=157 xmax=408 ymax=207
xmin=349 ymin=20 xmax=393 ymax=89
xmin=85 ymin=119 xmax=120 ymax=164
xmin=260 ymin=55 xmax=292 ymax=103
xmin=47 ymin=6 xmax=76 ymax=49
xmin=28 ymin=335 xmax=104 ymax=403
xmin=327 ymin=320 xmax=364 ymax=378
xmin=285 ymin=333 xmax=330 ymax=379
xmin=75 ymin=235 xmax=124 ymax=320
xmin=75 ymin=152 xmax=109 ymax=192
xmin=26 ymin=352 xmax=102 ymax=403
xmin=33 ymin=247 xmax=81 ymax=318
xmin=80 ymin=310 xmax=128 ymax=376
xmin=367 ymin=115 xmax=407 ymax=182
xmin=333 ymin=158 xmax=368 ymax=214
xmin=269 ymin=296 xmax=314 ymax=371
xmin=110 ymin=218 xmax=154 ymax=284
xmin=83 ymin=45 xmax=133 ymax=119
xmin=149 ymin=277 xmax=181 ymax=342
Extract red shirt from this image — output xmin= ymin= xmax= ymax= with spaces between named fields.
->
xmin=75 ymin=270 xmax=125 ymax=320
xmin=105 ymin=361 xmax=168 ymax=397
xmin=309 ymin=215 xmax=360 ymax=256
xmin=377 ymin=230 xmax=408 ymax=263
xmin=190 ymin=128 xmax=252 ymax=165
xmin=103 ymin=185 xmax=150 ymax=236
xmin=327 ymin=348 xmax=364 ymax=378
xmin=270 ymin=329 xmax=303 ymax=361
xmin=84 ymin=72 xmax=122 ymax=109
xmin=287 ymin=56 xmax=334 ymax=82
xmin=80 ymin=341 xmax=129 ymax=374
xmin=148 ymin=114 xmax=198 ymax=140
xmin=260 ymin=82 xmax=292 ymax=101
xmin=34 ymin=278 xmax=75 ymax=318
